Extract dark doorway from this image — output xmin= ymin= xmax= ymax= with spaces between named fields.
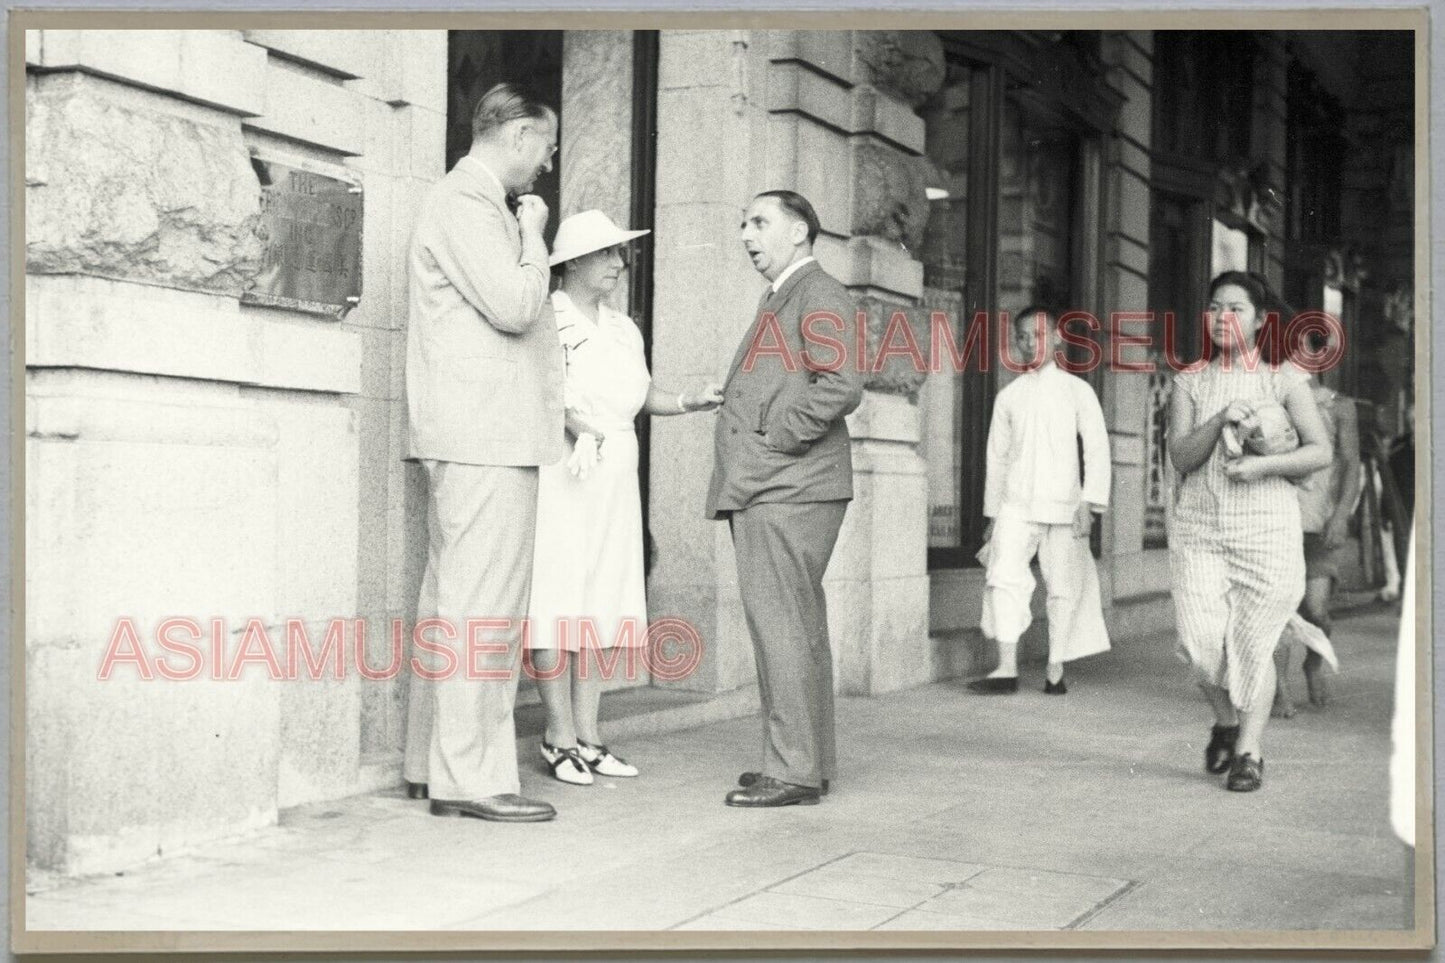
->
xmin=446 ymin=30 xmax=662 ymax=579
xmin=448 ymin=31 xmax=564 ymax=242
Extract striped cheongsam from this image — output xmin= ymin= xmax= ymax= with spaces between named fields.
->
xmin=1169 ymin=361 xmax=1310 ymax=711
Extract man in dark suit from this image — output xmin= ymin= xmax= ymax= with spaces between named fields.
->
xmin=707 ymin=190 xmax=865 ymax=807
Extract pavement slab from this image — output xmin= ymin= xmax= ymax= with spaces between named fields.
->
xmin=23 ymin=605 xmax=1415 ymax=937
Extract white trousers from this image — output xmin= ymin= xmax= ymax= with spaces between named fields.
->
xmin=402 ymin=461 xmax=538 ymax=801
xmin=980 ymin=516 xmax=1110 ymax=662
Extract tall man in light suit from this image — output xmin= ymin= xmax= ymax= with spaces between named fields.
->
xmin=402 ymin=84 xmax=563 ymax=822
xmin=708 ymin=191 xmax=865 ymax=808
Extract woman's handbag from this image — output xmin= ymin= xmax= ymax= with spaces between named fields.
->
xmin=1222 ymin=401 xmax=1300 ymax=458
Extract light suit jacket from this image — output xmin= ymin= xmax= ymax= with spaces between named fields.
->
xmin=705 ymin=261 xmax=865 ymax=519
xmin=404 ymin=156 xmax=564 ymax=467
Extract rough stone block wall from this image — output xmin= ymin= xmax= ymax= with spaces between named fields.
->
xmin=24 ymin=28 xmax=446 ymax=874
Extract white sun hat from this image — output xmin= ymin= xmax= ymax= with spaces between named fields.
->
xmin=548 ymin=210 xmax=650 ymax=267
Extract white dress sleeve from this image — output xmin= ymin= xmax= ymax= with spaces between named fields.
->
xmin=1272 ymin=360 xmax=1313 ymax=402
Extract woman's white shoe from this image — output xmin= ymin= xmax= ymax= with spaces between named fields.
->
xmin=541 ymin=741 xmax=594 ymax=785
xmin=577 ymin=740 xmax=639 ymax=778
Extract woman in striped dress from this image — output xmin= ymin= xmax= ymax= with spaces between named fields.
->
xmin=1167 ymin=272 xmax=1334 ymax=792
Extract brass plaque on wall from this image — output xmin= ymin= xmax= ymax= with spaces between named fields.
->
xmin=243 ymin=156 xmax=362 ymax=317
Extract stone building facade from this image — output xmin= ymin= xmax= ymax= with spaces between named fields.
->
xmin=24 ymin=28 xmax=1413 ymax=875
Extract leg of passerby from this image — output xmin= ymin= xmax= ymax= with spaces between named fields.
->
xmin=1234 ymin=662 xmax=1276 ymax=763
xmin=1036 ymin=524 xmax=1110 ymax=694
xmin=572 ymin=651 xmax=603 ymax=747
xmin=1223 ymin=555 xmax=1301 ymax=791
xmin=726 ymin=501 xmax=846 ymax=805
xmin=1200 ymin=683 xmax=1240 ymax=732
xmin=531 ymin=649 xmax=576 ymax=748
xmin=1379 ymin=518 xmax=1401 ymax=601
xmin=425 ymin=463 xmax=556 ymax=821
xmin=1199 ymin=681 xmax=1242 ymax=773
xmin=571 ymin=647 xmax=640 ymax=778
xmin=531 ymin=646 xmax=592 ymax=786
xmin=1173 ymin=544 xmax=1243 ymax=776
xmin=973 ymin=517 xmax=1040 ymax=694
xmin=1300 ymin=575 xmax=1334 ymax=706
xmin=1272 ymin=643 xmax=1298 ymax=718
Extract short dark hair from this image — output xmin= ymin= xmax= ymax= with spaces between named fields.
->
xmin=1208 ymin=271 xmax=1292 ymax=318
xmin=471 ymin=82 xmax=555 ymax=142
xmin=1208 ymin=270 xmax=1295 ymax=364
xmin=1011 ymin=303 xmax=1060 ymax=330
xmin=755 ymin=189 xmax=820 ymax=246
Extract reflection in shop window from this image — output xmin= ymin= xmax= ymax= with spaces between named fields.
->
xmin=1211 ymin=218 xmax=1250 ymax=276
xmin=923 ymin=289 xmax=966 ymax=548
xmin=919 ymin=67 xmax=972 ymax=553
xmin=997 ymin=94 xmax=1078 ymax=340
xmin=919 ymin=76 xmax=1090 ymax=561
xmin=1143 ymin=367 xmax=1173 ymax=549
xmin=1323 ymin=282 xmax=1344 ymax=319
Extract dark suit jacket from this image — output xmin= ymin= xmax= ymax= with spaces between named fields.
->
xmin=705 ymin=260 xmax=865 ymax=519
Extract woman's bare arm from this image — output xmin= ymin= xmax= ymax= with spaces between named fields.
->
xmin=1168 ymin=381 xmax=1227 ymax=475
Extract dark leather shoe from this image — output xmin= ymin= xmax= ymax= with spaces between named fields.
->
xmin=1043 ymin=678 xmax=1067 ymax=695
xmin=968 ymin=676 xmax=1019 ymax=694
xmin=405 ymin=781 xmax=429 ymax=800
xmin=738 ymin=771 xmax=829 ymax=795
xmin=1205 ymin=723 xmax=1240 ymax=774
xmin=1225 ymin=753 xmax=1264 ymax=792
xmin=429 ymin=793 xmax=556 ymax=822
xmin=725 ymin=775 xmax=820 ymax=807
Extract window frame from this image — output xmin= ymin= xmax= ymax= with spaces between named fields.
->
xmin=925 ymin=34 xmax=1117 ymax=571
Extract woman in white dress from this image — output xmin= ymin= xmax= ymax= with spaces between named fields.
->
xmin=529 ymin=210 xmax=723 ymax=786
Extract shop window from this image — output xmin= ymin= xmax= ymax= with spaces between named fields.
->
xmin=1286 ymin=62 xmax=1345 ymax=244
xmin=1153 ymin=32 xmax=1255 ymax=166
xmin=995 ymin=92 xmax=1081 ymax=385
xmin=919 ymin=64 xmax=972 ymax=553
xmin=444 ymin=30 xmax=661 ymax=579
xmin=919 ymin=53 xmax=1100 ymax=568
xmin=1145 ymin=190 xmax=1209 ymax=548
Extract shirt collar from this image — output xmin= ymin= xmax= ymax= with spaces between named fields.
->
xmin=457 ymin=156 xmax=507 ymax=202
xmin=552 ymin=289 xmax=615 ymax=329
xmin=770 ymin=255 xmax=816 ymax=293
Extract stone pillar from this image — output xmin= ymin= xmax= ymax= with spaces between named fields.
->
xmin=24 ymin=28 xmax=447 ymax=874
xmin=830 ymin=32 xmax=939 ymax=694
xmin=647 ymin=29 xmax=940 ymax=697
xmin=561 ymin=31 xmax=635 ymax=313
xmin=647 ymin=30 xmax=771 ymax=694
xmin=1098 ymin=30 xmax=1168 ymax=600
xmin=320 ymin=29 xmax=449 ymax=797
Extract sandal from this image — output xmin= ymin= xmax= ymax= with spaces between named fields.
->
xmin=577 ymin=739 xmax=638 ymax=778
xmin=1225 ymin=753 xmax=1264 ymax=792
xmin=1204 ymin=723 xmax=1239 ymax=774
xmin=540 ymin=741 xmax=594 ymax=786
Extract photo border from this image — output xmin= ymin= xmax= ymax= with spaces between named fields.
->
xmin=5 ymin=4 xmax=1435 ymax=955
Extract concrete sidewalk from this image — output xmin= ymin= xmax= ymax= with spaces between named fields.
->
xmin=25 ymin=606 xmax=1413 ymax=935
